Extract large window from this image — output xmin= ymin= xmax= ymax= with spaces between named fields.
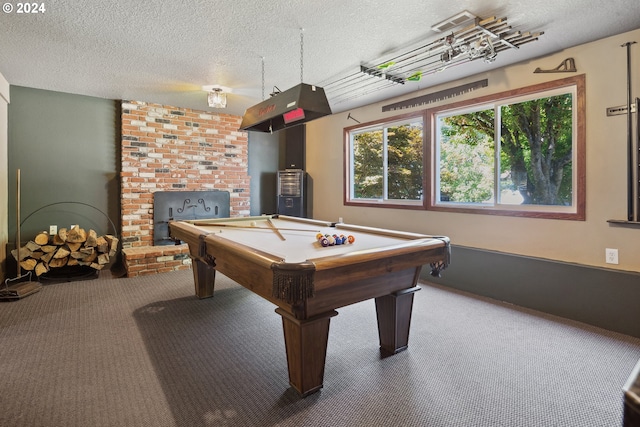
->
xmin=345 ymin=114 xmax=424 ymax=208
xmin=429 ymin=75 xmax=585 ymax=219
xmin=343 ymin=76 xmax=585 ymax=219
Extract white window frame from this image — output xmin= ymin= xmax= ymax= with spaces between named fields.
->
xmin=344 ymin=114 xmax=425 ymax=208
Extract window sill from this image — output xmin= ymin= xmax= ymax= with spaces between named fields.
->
xmin=344 ymin=200 xmax=425 ymax=210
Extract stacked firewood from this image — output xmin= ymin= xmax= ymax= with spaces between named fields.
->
xmin=11 ymin=225 xmax=119 ymax=277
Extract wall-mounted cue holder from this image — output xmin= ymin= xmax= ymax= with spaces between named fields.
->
xmin=607 ymin=41 xmax=640 ymax=227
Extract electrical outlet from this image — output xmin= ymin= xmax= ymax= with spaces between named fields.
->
xmin=605 ymin=248 xmax=619 ymax=265
xmin=49 ymin=225 xmax=57 ymax=235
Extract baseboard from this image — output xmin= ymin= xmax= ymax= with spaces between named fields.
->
xmin=423 ymin=245 xmax=640 ymax=339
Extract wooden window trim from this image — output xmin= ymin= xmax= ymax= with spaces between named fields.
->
xmin=425 ymin=74 xmax=586 ymax=220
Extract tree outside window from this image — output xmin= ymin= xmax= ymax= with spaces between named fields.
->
xmin=348 ymin=118 xmax=423 ymax=205
xmin=431 ymin=75 xmax=584 ymax=219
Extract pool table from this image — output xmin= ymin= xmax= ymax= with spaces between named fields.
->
xmin=169 ymin=214 xmax=450 ymax=396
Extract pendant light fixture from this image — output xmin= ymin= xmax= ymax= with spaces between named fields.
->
xmin=240 ymin=29 xmax=332 ymax=133
xmin=202 ymin=84 xmax=231 ymax=109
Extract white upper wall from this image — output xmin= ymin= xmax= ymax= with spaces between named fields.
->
xmin=306 ymin=28 xmax=640 ymax=272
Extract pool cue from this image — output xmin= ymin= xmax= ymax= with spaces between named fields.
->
xmin=266 ymin=218 xmax=286 ymax=241
xmin=622 ymin=41 xmax=637 ymax=221
xmin=636 ymin=97 xmax=640 ymax=222
xmin=188 ymin=222 xmax=319 ymax=233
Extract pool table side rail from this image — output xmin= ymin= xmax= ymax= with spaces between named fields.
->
xmin=335 ymin=222 xmax=444 ymax=240
xmin=309 ymin=238 xmax=447 ymax=270
xmin=334 ymin=222 xmax=451 ymax=277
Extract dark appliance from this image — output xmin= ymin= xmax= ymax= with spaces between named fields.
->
xmin=277 ymin=169 xmax=307 ymax=217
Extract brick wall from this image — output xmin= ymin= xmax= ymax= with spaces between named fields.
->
xmin=120 ymin=100 xmax=250 ymax=276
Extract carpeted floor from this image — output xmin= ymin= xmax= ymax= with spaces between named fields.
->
xmin=1 ymin=269 xmax=639 ymax=427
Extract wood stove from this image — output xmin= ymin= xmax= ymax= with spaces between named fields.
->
xmin=153 ymin=191 xmax=230 ymax=245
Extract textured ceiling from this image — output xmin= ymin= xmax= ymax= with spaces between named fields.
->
xmin=1 ymin=0 xmax=639 ymax=116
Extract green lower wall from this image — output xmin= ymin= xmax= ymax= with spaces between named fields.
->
xmin=7 ymin=86 xmax=120 ymax=240
xmin=425 ymin=245 xmax=640 ymax=338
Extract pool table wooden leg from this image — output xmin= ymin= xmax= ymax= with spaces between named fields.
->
xmin=375 ymin=286 xmax=421 ymax=355
xmin=275 ymin=308 xmax=338 ymax=397
xmin=191 ymin=257 xmax=215 ymax=298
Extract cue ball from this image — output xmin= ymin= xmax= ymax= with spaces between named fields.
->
xmin=250 ymin=221 xmax=257 ymax=227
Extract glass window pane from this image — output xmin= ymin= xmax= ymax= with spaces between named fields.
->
xmin=353 ymin=130 xmax=383 ymax=199
xmin=387 ymin=123 xmax=423 ymax=200
xmin=498 ymin=94 xmax=573 ymax=206
xmin=438 ymin=110 xmax=494 ymax=203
